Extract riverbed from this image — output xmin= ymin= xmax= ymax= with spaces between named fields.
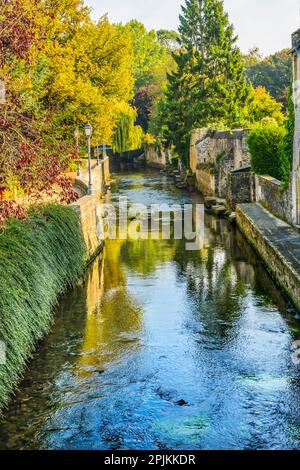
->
xmin=1 ymin=170 xmax=300 ymax=450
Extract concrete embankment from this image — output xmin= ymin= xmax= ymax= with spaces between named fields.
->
xmin=237 ymin=203 xmax=300 ymax=311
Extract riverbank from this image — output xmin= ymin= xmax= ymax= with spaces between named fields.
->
xmin=0 ymin=160 xmax=110 ymax=412
xmin=0 ymin=205 xmax=85 ymax=411
xmin=237 ymin=203 xmax=300 ymax=311
xmin=1 ymin=170 xmax=300 ymax=450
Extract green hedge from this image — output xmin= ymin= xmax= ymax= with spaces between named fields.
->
xmin=247 ymin=120 xmax=289 ymax=182
xmin=0 ymin=204 xmax=85 ymax=411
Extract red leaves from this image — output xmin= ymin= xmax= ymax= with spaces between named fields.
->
xmin=0 ymin=200 xmax=27 ymax=227
xmin=0 ymin=0 xmax=38 ymax=68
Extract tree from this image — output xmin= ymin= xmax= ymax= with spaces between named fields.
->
xmin=125 ymin=21 xmax=176 ymax=132
xmin=160 ymin=0 xmax=249 ymax=159
xmin=245 ymin=49 xmax=291 ymax=106
xmin=246 ymin=86 xmax=285 ymax=125
xmin=156 ymin=30 xmax=180 ymax=50
xmin=243 ymin=47 xmax=262 ymax=69
xmin=0 ymin=0 xmax=138 ymax=219
xmin=132 ymin=85 xmax=156 ymax=131
xmin=112 ymin=104 xmax=144 ymax=155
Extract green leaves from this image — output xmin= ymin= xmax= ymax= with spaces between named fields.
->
xmin=158 ymin=0 xmax=249 ymax=157
xmin=247 ymin=121 xmax=287 ymax=181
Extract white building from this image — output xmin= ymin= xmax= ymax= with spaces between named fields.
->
xmin=291 ymin=28 xmax=300 ymax=226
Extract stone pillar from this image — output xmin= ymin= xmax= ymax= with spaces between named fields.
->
xmin=291 ymin=29 xmax=300 ymax=226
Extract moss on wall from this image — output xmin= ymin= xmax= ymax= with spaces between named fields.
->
xmin=0 ymin=204 xmax=85 ymax=411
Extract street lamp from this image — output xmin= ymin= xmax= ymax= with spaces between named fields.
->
xmin=74 ymin=128 xmax=81 ymax=177
xmin=84 ymin=123 xmax=93 ymax=195
xmin=96 ymin=144 xmax=100 ymax=166
xmin=102 ymin=142 xmax=107 ymax=159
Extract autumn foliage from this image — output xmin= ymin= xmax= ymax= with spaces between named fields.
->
xmin=0 ymin=0 xmax=137 ymax=224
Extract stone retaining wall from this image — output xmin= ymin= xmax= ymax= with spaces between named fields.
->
xmin=71 ymin=195 xmax=103 ymax=262
xmin=255 ymin=175 xmax=292 ymax=224
xmin=72 ymin=157 xmax=110 ymax=197
xmin=145 ymin=146 xmax=169 ymax=169
xmin=237 ymin=204 xmax=300 ymax=311
xmin=71 ymin=157 xmax=110 ymax=261
xmin=195 ymin=167 xmax=215 ymax=196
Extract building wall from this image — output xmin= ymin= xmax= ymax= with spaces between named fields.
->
xmin=292 ymin=30 xmax=300 ymax=226
xmin=195 ymin=167 xmax=215 ymax=196
xmin=227 ymin=172 xmax=253 ymax=210
xmin=190 ymin=128 xmax=250 ymax=197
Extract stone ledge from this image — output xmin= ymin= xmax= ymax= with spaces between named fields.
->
xmin=236 ymin=203 xmax=300 ymax=311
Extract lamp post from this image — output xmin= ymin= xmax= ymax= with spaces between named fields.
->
xmin=96 ymin=144 xmax=100 ymax=166
xmin=74 ymin=128 xmax=81 ymax=177
xmin=84 ymin=123 xmax=93 ymax=195
xmin=102 ymin=142 xmax=107 ymax=159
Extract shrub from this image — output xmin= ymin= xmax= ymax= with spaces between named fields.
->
xmin=0 ymin=204 xmax=85 ymax=411
xmin=247 ymin=120 xmax=289 ymax=181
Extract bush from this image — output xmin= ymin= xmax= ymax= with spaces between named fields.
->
xmin=247 ymin=120 xmax=289 ymax=181
xmin=0 ymin=204 xmax=85 ymax=411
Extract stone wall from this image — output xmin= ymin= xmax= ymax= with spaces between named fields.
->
xmin=72 ymin=157 xmax=110 ymax=197
xmin=71 ymin=157 xmax=110 ymax=261
xmin=145 ymin=146 xmax=169 ymax=169
xmin=227 ymin=171 xmax=254 ymax=210
xmin=291 ymin=29 xmax=300 ymax=226
xmin=71 ymin=195 xmax=103 ymax=262
xmin=237 ymin=203 xmax=300 ymax=311
xmin=195 ymin=167 xmax=215 ymax=196
xmin=190 ymin=128 xmax=250 ymax=197
xmin=254 ymin=175 xmax=292 ymax=224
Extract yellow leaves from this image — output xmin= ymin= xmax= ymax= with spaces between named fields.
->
xmin=248 ymin=85 xmax=285 ymax=126
xmin=144 ymin=133 xmax=155 ymax=146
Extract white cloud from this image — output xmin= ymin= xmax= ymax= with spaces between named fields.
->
xmin=85 ymin=0 xmax=300 ymax=55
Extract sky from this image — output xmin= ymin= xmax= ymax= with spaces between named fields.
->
xmin=85 ymin=0 xmax=300 ymax=56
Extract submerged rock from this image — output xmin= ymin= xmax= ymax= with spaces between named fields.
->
xmin=175 ymin=399 xmax=189 ymax=406
xmin=211 ymin=205 xmax=227 ymax=216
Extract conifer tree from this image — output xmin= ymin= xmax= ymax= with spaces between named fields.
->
xmin=162 ymin=0 xmax=249 ymax=157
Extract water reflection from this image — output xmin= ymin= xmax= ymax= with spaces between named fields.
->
xmin=1 ymin=171 xmax=300 ymax=450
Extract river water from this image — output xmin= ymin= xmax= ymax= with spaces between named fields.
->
xmin=1 ymin=170 xmax=300 ymax=450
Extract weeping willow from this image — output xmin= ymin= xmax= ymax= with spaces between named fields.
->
xmin=112 ymin=106 xmax=144 ymax=154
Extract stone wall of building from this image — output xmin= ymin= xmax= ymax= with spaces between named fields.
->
xmin=190 ymin=128 xmax=250 ymax=197
xmin=195 ymin=166 xmax=215 ymax=196
xmin=291 ymin=29 xmax=300 ymax=226
xmin=227 ymin=171 xmax=254 ymax=210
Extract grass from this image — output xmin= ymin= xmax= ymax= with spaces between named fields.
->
xmin=0 ymin=204 xmax=86 ymax=412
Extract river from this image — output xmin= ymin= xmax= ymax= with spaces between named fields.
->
xmin=1 ymin=169 xmax=300 ymax=450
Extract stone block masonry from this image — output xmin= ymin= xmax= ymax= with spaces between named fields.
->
xmin=237 ymin=203 xmax=300 ymax=311
xmin=254 ymin=175 xmax=293 ymax=224
xmin=71 ymin=157 xmax=110 ymax=262
xmin=190 ymin=128 xmax=251 ymax=198
xmin=145 ymin=146 xmax=170 ymax=169
xmin=71 ymin=195 xmax=103 ymax=263
xmin=227 ymin=170 xmax=253 ymax=210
